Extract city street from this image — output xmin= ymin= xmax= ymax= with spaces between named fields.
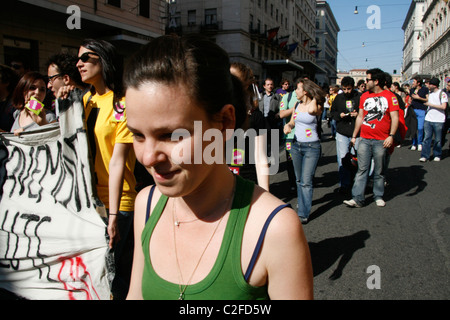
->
xmin=269 ymin=125 xmax=450 ymax=300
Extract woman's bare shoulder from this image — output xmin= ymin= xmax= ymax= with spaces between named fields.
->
xmin=134 ymin=184 xmax=162 ymax=221
xmin=248 ymin=185 xmax=301 ymax=234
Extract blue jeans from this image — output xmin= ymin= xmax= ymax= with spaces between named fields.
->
xmin=330 ymin=119 xmax=337 ymax=137
xmin=291 ymin=140 xmax=321 ymax=219
xmin=351 ymin=138 xmax=386 ymax=205
xmin=412 ymin=109 xmax=426 ymax=147
xmin=421 ymin=121 xmax=443 ymax=159
xmin=336 ymin=133 xmax=360 ymax=188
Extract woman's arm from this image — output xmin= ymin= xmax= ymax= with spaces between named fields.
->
xmin=126 ymin=187 xmax=151 ymax=300
xmin=263 ymin=206 xmax=314 ymax=299
xmin=307 ymin=98 xmax=323 ymax=116
xmin=254 ymin=134 xmax=269 ymax=191
xmin=283 ymin=106 xmax=296 ymax=134
xmin=108 ymin=142 xmax=132 ymax=248
xmin=279 ymin=107 xmax=294 ymax=119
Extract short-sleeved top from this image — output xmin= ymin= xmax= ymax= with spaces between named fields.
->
xmin=425 ymin=89 xmax=448 ymax=123
xmin=359 ymin=89 xmax=400 ymax=140
xmin=409 ymin=86 xmax=429 ymax=110
xmin=141 ymin=176 xmax=270 ymax=300
xmin=10 ymin=109 xmax=57 ymax=132
xmin=83 ymin=90 xmax=136 ymax=211
xmin=280 ymin=92 xmax=298 ymax=140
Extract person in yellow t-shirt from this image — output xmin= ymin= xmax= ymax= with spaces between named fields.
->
xmin=77 ymin=39 xmax=136 ymax=300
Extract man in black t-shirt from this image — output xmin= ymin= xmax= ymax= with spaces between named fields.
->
xmin=409 ymin=76 xmax=429 ymax=151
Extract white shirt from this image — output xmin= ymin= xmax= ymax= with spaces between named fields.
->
xmin=425 ymin=89 xmax=448 ymax=123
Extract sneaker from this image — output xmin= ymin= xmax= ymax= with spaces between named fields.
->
xmin=419 ymin=157 xmax=427 ymax=162
xmin=300 ymin=217 xmax=309 ymax=225
xmin=418 ymin=145 xmax=422 ymax=151
xmin=433 ymin=157 xmax=441 ymax=162
xmin=410 ymin=145 xmax=417 ymax=150
xmin=375 ymin=199 xmax=386 ymax=207
xmin=343 ymin=199 xmax=361 ymax=208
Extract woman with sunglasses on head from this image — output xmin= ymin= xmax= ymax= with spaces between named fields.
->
xmin=77 ymin=39 xmax=136 ymax=300
xmin=10 ymin=71 xmax=57 ymax=135
xmin=125 ymin=34 xmax=313 ymax=300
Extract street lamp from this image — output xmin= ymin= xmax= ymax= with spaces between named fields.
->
xmin=354 ymin=6 xmax=358 ymax=14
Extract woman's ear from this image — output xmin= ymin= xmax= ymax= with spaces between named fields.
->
xmin=219 ymin=104 xmax=236 ymax=140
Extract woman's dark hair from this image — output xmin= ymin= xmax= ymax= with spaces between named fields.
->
xmin=45 ymin=53 xmax=85 ymax=88
xmin=124 ymin=34 xmax=247 ymax=129
xmin=11 ymin=71 xmax=46 ymax=110
xmin=295 ymin=78 xmax=326 ymax=107
xmin=81 ymin=39 xmax=123 ymax=111
xmin=392 ymin=82 xmax=404 ymax=93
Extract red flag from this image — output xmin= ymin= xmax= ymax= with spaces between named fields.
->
xmin=279 ymin=35 xmax=289 ymax=48
xmin=267 ymin=27 xmax=280 ymax=41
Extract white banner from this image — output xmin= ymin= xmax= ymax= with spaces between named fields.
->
xmin=0 ymin=92 xmax=111 ymax=300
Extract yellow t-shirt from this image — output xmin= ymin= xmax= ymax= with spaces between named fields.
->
xmin=83 ymin=90 xmax=136 ymax=212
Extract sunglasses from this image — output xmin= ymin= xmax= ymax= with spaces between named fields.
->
xmin=78 ymin=52 xmax=99 ymax=62
xmin=48 ymin=73 xmax=62 ymax=83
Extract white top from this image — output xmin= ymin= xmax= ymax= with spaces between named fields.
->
xmin=425 ymin=89 xmax=448 ymax=123
xmin=294 ymin=109 xmax=319 ymax=142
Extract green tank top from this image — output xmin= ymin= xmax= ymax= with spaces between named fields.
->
xmin=141 ymin=176 xmax=269 ymax=300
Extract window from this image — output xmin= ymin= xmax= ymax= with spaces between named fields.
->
xmin=205 ymin=8 xmax=217 ymax=25
xmin=107 ymin=0 xmax=121 ymax=8
xmin=188 ymin=10 xmax=196 ymax=26
xmin=139 ymin=0 xmax=149 ymax=18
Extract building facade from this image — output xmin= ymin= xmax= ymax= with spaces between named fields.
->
xmin=419 ymin=0 xmax=450 ymax=85
xmin=165 ymin=0 xmax=323 ymax=86
xmin=336 ymin=69 xmax=401 ymax=87
xmin=402 ymin=0 xmax=426 ymax=82
xmin=315 ymin=0 xmax=339 ymax=87
xmin=1 ymin=0 xmax=165 ymax=73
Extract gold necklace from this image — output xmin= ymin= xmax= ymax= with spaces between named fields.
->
xmin=172 ymin=176 xmax=236 ymax=300
xmin=173 ymin=195 xmax=232 ymax=227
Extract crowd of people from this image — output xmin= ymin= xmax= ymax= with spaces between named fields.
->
xmin=0 ymin=33 xmax=448 ymax=300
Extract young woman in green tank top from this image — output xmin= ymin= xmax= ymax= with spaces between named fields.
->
xmin=123 ymin=34 xmax=313 ymax=300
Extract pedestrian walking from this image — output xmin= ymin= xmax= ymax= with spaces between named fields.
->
xmin=284 ymin=78 xmax=325 ymax=224
xmin=343 ymin=68 xmax=399 ymax=208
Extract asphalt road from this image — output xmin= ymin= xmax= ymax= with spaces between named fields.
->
xmin=269 ymin=125 xmax=450 ymax=300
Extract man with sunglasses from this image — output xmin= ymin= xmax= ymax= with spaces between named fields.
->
xmin=343 ymin=68 xmax=399 ymax=208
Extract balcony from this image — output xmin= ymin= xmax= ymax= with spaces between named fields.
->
xmin=200 ymin=21 xmax=223 ymax=34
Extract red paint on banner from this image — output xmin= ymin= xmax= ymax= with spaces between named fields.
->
xmin=57 ymin=256 xmax=101 ymax=300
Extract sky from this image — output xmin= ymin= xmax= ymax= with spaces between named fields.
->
xmin=327 ymin=0 xmax=412 ymax=75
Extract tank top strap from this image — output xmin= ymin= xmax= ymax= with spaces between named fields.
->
xmin=145 ymin=185 xmax=157 ymax=223
xmin=243 ymin=203 xmax=292 ymax=281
